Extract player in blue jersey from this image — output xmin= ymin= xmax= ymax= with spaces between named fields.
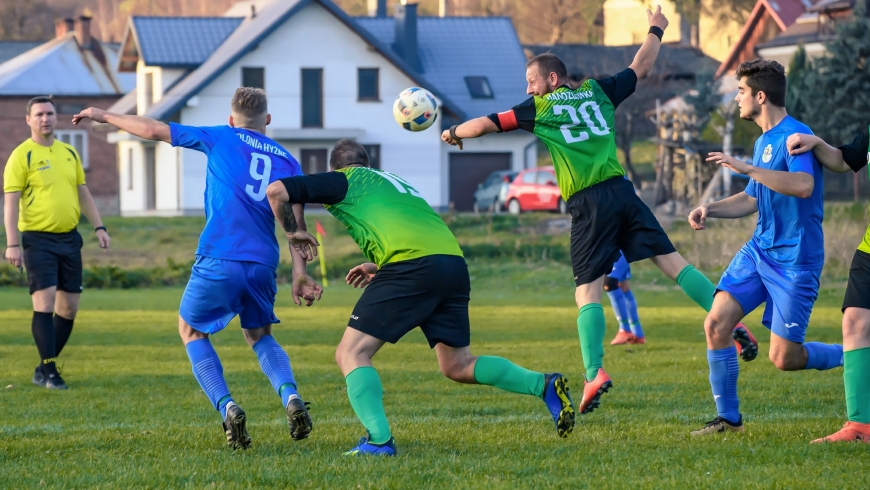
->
xmin=686 ymin=60 xmax=843 ymax=436
xmin=605 ymin=252 xmax=645 ymax=345
xmin=72 ymin=88 xmax=322 ymax=449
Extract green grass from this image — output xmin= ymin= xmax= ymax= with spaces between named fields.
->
xmin=0 ymin=267 xmax=866 ymax=488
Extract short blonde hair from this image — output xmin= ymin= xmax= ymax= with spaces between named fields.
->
xmin=231 ymin=87 xmax=268 ymax=126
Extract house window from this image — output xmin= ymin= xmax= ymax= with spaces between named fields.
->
xmin=55 ymin=130 xmax=88 ymax=170
xmin=465 ymin=76 xmax=493 ymax=99
xmin=358 ymin=68 xmax=379 ymax=101
xmin=363 ymin=144 xmax=380 ymax=169
xmin=242 ymin=67 xmax=265 ymax=89
xmin=301 ymin=68 xmax=323 ymax=128
xmin=144 ymin=146 xmax=156 ymax=210
xmin=126 ymin=148 xmax=133 ymax=190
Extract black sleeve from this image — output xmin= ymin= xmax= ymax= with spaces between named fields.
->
xmin=486 ymin=96 xmax=536 ymax=133
xmin=595 ymin=68 xmax=638 ymax=109
xmin=837 ymin=129 xmax=869 ymax=173
xmin=279 ymin=172 xmax=349 ymax=205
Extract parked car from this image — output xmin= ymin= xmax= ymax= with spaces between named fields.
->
xmin=504 ymin=166 xmax=567 ymax=215
xmin=473 ymin=170 xmax=518 ymax=213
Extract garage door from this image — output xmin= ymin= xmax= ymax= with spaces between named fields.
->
xmin=448 ymin=152 xmax=511 ymax=211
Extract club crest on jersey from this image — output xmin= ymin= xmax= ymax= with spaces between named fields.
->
xmin=762 ymin=144 xmax=773 ymax=163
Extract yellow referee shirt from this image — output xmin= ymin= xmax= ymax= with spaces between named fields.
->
xmin=3 ymin=138 xmax=85 ymax=233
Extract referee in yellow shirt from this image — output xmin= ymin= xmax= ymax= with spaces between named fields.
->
xmin=3 ymin=96 xmax=111 ymax=390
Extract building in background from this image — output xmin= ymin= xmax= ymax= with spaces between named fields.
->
xmin=0 ymin=16 xmax=135 ymax=216
xmin=108 ymin=0 xmax=535 ymax=215
xmin=755 ymin=0 xmax=856 ymax=67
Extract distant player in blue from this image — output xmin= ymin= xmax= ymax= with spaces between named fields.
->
xmin=72 ymin=88 xmax=322 ymax=449
xmin=686 ymin=60 xmax=843 ymax=436
xmin=605 ymin=252 xmax=645 ymax=345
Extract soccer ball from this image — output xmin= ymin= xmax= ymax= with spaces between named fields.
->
xmin=392 ymin=87 xmax=438 ymax=131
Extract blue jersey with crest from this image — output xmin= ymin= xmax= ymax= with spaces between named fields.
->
xmin=745 ymin=116 xmax=824 ymax=269
xmin=170 ymin=123 xmax=301 ymax=268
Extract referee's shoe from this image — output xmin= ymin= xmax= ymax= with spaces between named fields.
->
xmin=32 ymin=363 xmax=68 ymax=390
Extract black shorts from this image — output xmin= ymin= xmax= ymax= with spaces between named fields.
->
xmin=348 ymin=255 xmax=471 ymax=348
xmin=21 ymin=230 xmax=83 ymax=295
xmin=567 ymin=177 xmax=676 ymax=286
xmin=843 ymin=249 xmax=870 ymax=311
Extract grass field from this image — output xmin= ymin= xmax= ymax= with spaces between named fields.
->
xmin=1 ymin=265 xmax=868 ymax=489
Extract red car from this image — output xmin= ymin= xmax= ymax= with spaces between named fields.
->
xmin=504 ymin=166 xmax=567 ymax=215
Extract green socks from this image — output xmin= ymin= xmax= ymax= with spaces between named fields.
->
xmin=345 ymin=366 xmax=391 ymax=444
xmin=473 ymin=356 xmax=545 ymax=398
xmin=845 ymin=347 xmax=870 ymax=424
xmin=577 ymin=304 xmax=606 ymax=381
xmin=676 ymin=265 xmax=716 ymax=312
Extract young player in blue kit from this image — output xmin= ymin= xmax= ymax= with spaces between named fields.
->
xmin=687 ymin=60 xmax=843 ymax=435
xmin=606 ymin=253 xmax=646 ymax=345
xmin=73 ymin=88 xmax=322 ymax=449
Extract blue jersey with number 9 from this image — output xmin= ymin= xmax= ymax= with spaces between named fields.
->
xmin=170 ymin=123 xmax=301 ymax=268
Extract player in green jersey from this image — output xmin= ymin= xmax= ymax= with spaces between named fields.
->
xmin=440 ymin=5 xmax=757 ymax=415
xmin=788 ymin=128 xmax=870 ymax=443
xmin=265 ymin=139 xmax=576 ymax=455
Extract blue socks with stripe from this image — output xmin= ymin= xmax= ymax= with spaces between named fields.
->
xmin=623 ymin=290 xmax=644 ymax=338
xmin=185 ymin=338 xmax=234 ymax=419
xmin=253 ymin=335 xmax=299 ymax=407
xmin=804 ymin=342 xmax=844 ymax=370
xmin=707 ymin=346 xmax=740 ymax=423
xmin=606 ymin=289 xmax=631 ymax=332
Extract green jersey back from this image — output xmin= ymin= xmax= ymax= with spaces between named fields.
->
xmin=490 ymin=68 xmax=638 ymax=200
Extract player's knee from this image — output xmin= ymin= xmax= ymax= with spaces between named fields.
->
xmin=768 ymin=347 xmax=801 ymax=371
xmin=55 ymin=304 xmax=77 ymax=319
xmin=703 ymin=315 xmax=731 ymax=342
xmin=843 ymin=311 xmax=870 ymax=342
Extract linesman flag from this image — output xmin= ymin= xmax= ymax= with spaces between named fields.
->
xmin=315 ymin=221 xmax=328 ymax=287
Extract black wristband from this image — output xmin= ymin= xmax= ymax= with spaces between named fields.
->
xmin=648 ymin=26 xmax=664 ymax=41
xmin=95 ymin=226 xmax=107 ymax=233
xmin=449 ymin=125 xmax=461 ymax=140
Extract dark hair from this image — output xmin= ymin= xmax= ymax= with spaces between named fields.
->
xmin=231 ymin=87 xmax=268 ymax=124
xmin=26 ymin=96 xmax=55 ymax=115
xmin=330 ymin=139 xmax=369 ymax=170
xmin=735 ymin=59 xmax=786 ymax=108
xmin=526 ymin=53 xmax=568 ymax=82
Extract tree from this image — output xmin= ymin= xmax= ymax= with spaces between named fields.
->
xmin=785 ymin=44 xmax=812 ymax=124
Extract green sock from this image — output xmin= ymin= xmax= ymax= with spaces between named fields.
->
xmin=473 ymin=355 xmax=546 ymax=398
xmin=676 ymin=265 xmax=717 ymax=312
xmin=345 ymin=366 xmax=391 ymax=444
xmin=577 ymin=304 xmax=606 ymax=381
xmin=845 ymin=347 xmax=870 ymax=423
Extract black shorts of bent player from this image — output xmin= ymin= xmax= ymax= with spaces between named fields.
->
xmin=843 ymin=249 xmax=870 ymax=312
xmin=348 ymin=255 xmax=471 ymax=348
xmin=567 ymin=177 xmax=675 ymax=286
xmin=21 ymin=230 xmax=83 ymax=295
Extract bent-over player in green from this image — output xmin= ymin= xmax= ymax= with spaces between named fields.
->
xmin=440 ymin=5 xmax=757 ymax=415
xmin=266 ymin=139 xmax=576 ymax=456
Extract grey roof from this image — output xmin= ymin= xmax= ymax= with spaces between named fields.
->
xmin=755 ymin=17 xmax=834 ymax=49
xmin=354 ymin=16 xmax=529 ymax=118
xmin=0 ymin=41 xmax=42 ymax=65
xmin=142 ymin=0 xmax=465 ymax=121
xmin=130 ymin=16 xmax=244 ymax=67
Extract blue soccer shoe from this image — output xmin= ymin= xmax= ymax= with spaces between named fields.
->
xmin=542 ymin=373 xmax=575 ymax=438
xmin=344 ymin=435 xmax=397 ymax=456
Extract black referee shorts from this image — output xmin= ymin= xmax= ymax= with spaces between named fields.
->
xmin=843 ymin=249 xmax=870 ymax=312
xmin=348 ymin=255 xmax=471 ymax=348
xmin=567 ymin=177 xmax=676 ymax=286
xmin=21 ymin=230 xmax=83 ymax=295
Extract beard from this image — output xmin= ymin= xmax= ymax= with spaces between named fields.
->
xmin=740 ymin=104 xmax=760 ymax=121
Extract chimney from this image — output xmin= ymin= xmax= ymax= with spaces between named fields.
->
xmin=394 ymin=3 xmax=421 ymax=71
xmin=75 ymin=15 xmax=92 ymax=48
xmin=55 ymin=18 xmax=74 ymax=39
xmin=368 ymin=0 xmax=388 ymax=17
xmin=439 ymin=0 xmax=449 ymax=17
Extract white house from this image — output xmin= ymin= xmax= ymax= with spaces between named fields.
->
xmin=108 ymin=0 xmax=536 ymax=215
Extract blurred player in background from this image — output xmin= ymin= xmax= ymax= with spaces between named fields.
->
xmin=267 ymin=139 xmax=576 ymax=456
xmin=72 ymin=88 xmax=320 ymax=450
xmin=606 ymin=252 xmax=645 ymax=345
xmin=4 ymin=95 xmax=111 ymax=391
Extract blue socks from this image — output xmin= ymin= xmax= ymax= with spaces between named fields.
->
xmin=606 ymin=289 xmax=631 ymax=332
xmin=623 ymin=290 xmax=644 ymax=338
xmin=708 ymin=346 xmax=740 ymax=423
xmin=253 ymin=335 xmax=299 ymax=407
xmin=804 ymin=342 xmax=844 ymax=370
xmin=185 ymin=338 xmax=233 ymax=419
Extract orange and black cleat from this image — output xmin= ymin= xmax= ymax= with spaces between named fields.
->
xmin=732 ymin=323 xmax=758 ymax=362
xmin=610 ymin=330 xmax=636 ymax=345
xmin=579 ymin=368 xmax=612 ymax=415
xmin=811 ymin=422 xmax=870 ymax=444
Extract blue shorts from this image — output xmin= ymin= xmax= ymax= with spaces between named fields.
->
xmin=179 ymin=256 xmax=279 ymax=335
xmin=607 ymin=253 xmax=631 ymax=282
xmin=717 ymin=242 xmax=820 ymax=343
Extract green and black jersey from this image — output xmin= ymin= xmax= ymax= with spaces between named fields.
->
xmin=279 ymin=167 xmax=463 ymax=267
xmin=488 ymin=68 xmax=638 ymax=200
xmin=838 ymin=127 xmax=870 ymax=253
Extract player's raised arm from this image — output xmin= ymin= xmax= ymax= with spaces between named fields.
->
xmin=440 ymin=117 xmax=500 ymax=150
xmin=628 ymin=5 xmax=669 ymax=79
xmin=72 ymin=108 xmax=171 ymax=143
xmin=788 ymin=133 xmax=863 ymax=174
